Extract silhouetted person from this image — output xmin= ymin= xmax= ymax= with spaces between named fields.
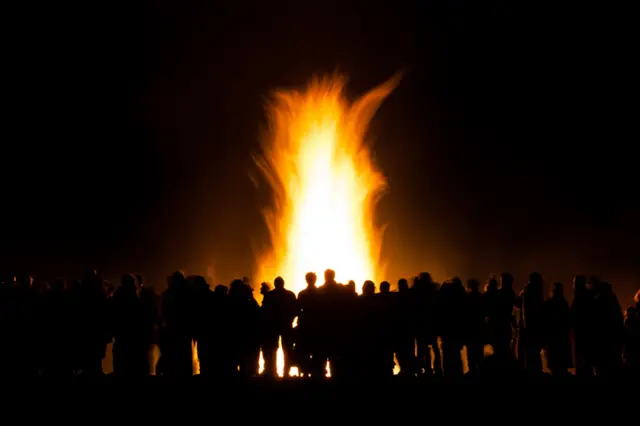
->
xmin=413 ymin=273 xmax=441 ymax=378
xmin=42 ymin=278 xmax=73 ymax=380
xmin=623 ymin=304 xmax=640 ymax=375
xmin=376 ymin=281 xmax=395 ymax=378
xmin=6 ymin=276 xmax=36 ymax=380
xmin=67 ymin=278 xmax=84 ymax=375
xmin=571 ymin=274 xmax=595 ymax=377
xmin=112 ymin=274 xmax=148 ymax=380
xmin=316 ymin=269 xmax=343 ymax=379
xmin=103 ymin=281 xmax=115 ymax=299
xmin=190 ymin=275 xmax=213 ymax=378
xmin=591 ymin=278 xmax=624 ymax=378
xmin=394 ymin=278 xmax=415 ymax=377
xmin=227 ymin=279 xmax=261 ymax=378
xmin=297 ymin=272 xmax=321 ymax=378
xmin=543 ymin=282 xmax=572 ymax=377
xmin=207 ymin=284 xmax=230 ymax=378
xmin=338 ymin=279 xmax=359 ymax=380
xmin=439 ymin=278 xmax=466 ymax=379
xmin=0 ymin=277 xmax=15 ymax=378
xmin=245 ymin=283 xmax=263 ymax=377
xmin=484 ymin=275 xmax=502 ymax=356
xmin=261 ymin=276 xmax=297 ymax=378
xmin=495 ymin=273 xmax=517 ymax=359
xmin=77 ymin=270 xmax=109 ymax=380
xmin=356 ymin=280 xmax=380 ymax=379
xmin=346 ymin=280 xmax=356 ymax=295
xmin=160 ymin=271 xmax=194 ymax=380
xmin=29 ymin=278 xmax=50 ymax=378
xmin=618 ymin=288 xmax=640 ymax=369
xmin=465 ymin=279 xmax=485 ymax=374
xmin=519 ymin=272 xmax=545 ymax=373
xmin=138 ymin=274 xmax=158 ymax=376
xmin=258 ymin=281 xmax=271 ymax=374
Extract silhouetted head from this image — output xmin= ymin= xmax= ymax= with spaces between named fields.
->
xmin=380 ymin=281 xmax=390 ymax=293
xmin=83 ymin=269 xmax=98 ymax=282
xmin=103 ymin=281 xmax=115 ymax=298
xmin=324 ymin=269 xmax=336 ymax=283
xmin=305 ymin=272 xmax=317 ymax=287
xmin=120 ymin=273 xmax=138 ymax=295
xmin=528 ymin=272 xmax=542 ymax=285
xmin=412 ymin=276 xmax=420 ymax=286
xmin=467 ymin=279 xmax=480 ymax=292
xmin=398 ymin=278 xmax=409 ymax=293
xmin=552 ymin=282 xmax=564 ymax=298
xmin=191 ymin=275 xmax=209 ymax=292
xmin=135 ymin=274 xmax=144 ymax=287
xmin=526 ymin=273 xmax=543 ymax=298
xmin=19 ymin=276 xmax=34 ymax=289
xmin=346 ymin=280 xmax=356 ymax=294
xmin=451 ymin=277 xmax=463 ymax=289
xmin=214 ymin=284 xmax=228 ymax=296
xmin=588 ymin=275 xmax=603 ymax=292
xmin=32 ymin=280 xmax=49 ymax=295
xmin=486 ymin=275 xmax=499 ymax=292
xmin=362 ymin=280 xmax=375 ymax=296
xmin=573 ymin=275 xmax=587 ymax=294
xmin=242 ymin=283 xmax=254 ymax=298
xmin=274 ymin=276 xmax=285 ymax=290
xmin=625 ymin=306 xmax=637 ymax=324
xmin=229 ymin=279 xmax=245 ymax=297
xmin=82 ymin=270 xmax=102 ymax=292
xmin=419 ymin=272 xmax=433 ymax=285
xmin=169 ymin=271 xmax=186 ymax=291
xmin=69 ymin=279 xmax=81 ymax=292
xmin=500 ymin=273 xmax=514 ymax=290
xmin=260 ymin=282 xmax=270 ymax=295
xmin=52 ymin=278 xmax=67 ymax=292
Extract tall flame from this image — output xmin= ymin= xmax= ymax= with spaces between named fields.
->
xmin=254 ymin=74 xmax=400 ymax=293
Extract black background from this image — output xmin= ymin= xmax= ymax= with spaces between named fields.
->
xmin=2 ymin=1 xmax=637 ymax=304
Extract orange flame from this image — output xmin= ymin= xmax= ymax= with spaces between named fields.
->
xmin=254 ymin=74 xmax=400 ymax=295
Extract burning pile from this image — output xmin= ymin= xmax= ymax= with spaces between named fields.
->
xmin=255 ymin=74 xmax=400 ymax=294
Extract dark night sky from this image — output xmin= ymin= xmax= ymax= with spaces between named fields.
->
xmin=2 ymin=1 xmax=638 ymax=304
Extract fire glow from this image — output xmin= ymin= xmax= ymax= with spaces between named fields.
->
xmin=255 ymin=74 xmax=399 ymax=294
xmin=254 ymin=74 xmax=400 ymax=377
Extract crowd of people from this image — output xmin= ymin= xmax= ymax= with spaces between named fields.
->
xmin=0 ymin=268 xmax=638 ymax=382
